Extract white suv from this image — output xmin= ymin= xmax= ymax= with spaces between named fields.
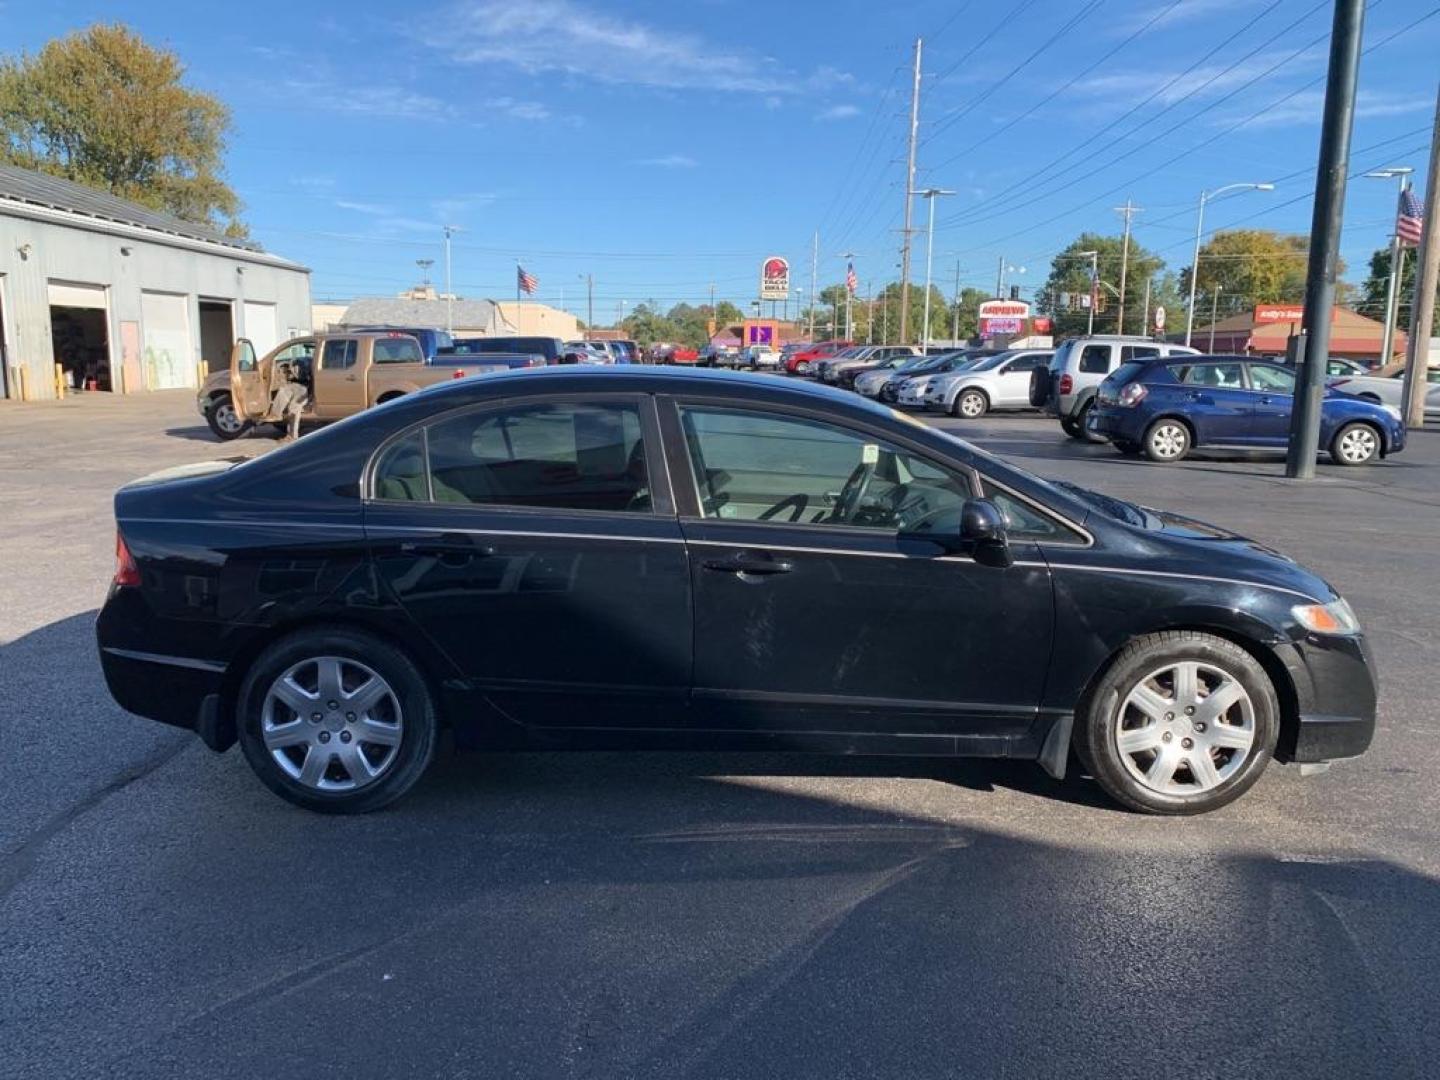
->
xmin=924 ymin=349 xmax=1053 ymax=417
xmin=1032 ymin=336 xmax=1198 ymax=439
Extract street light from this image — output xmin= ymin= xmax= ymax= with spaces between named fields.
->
xmin=1185 ymin=183 xmax=1275 ymax=347
xmin=914 ymin=188 xmax=956 ymax=346
xmin=1365 ymin=166 xmax=1415 ymax=363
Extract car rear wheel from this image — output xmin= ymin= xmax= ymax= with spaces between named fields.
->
xmin=954 ymin=388 xmax=988 ymax=418
xmin=795 ymin=361 xmax=811 ymax=375
xmin=1075 ymin=631 xmax=1278 ymax=815
xmin=1143 ymin=418 xmax=1191 ymax=462
xmin=206 ymin=393 xmax=252 ymax=441
xmin=1060 ymin=415 xmax=1084 ymax=439
xmin=237 ymin=627 xmax=437 ymax=813
xmin=1072 ymin=399 xmax=1107 ymax=443
xmin=1330 ymin=422 xmax=1380 ymax=466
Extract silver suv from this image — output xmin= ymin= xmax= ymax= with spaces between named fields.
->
xmin=1031 ymin=336 xmax=1198 ymax=439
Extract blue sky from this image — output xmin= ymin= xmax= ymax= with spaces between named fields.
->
xmin=7 ymin=0 xmax=1438 ymax=317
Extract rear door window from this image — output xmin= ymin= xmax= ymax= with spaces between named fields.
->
xmin=373 ymin=337 xmax=423 ymax=364
xmin=1077 ymin=344 xmax=1112 ymax=374
xmin=1176 ymin=362 xmax=1245 ymax=388
xmin=1120 ymin=345 xmax=1160 ymax=362
xmin=1248 ymin=364 xmax=1296 ymax=393
xmin=320 ymin=339 xmax=357 ymax=370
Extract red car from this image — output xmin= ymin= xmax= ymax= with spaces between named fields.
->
xmin=786 ymin=341 xmax=853 ymax=375
xmin=670 ymin=346 xmax=699 ymax=365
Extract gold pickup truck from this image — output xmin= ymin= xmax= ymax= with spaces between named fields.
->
xmin=197 ymin=331 xmax=499 ymax=440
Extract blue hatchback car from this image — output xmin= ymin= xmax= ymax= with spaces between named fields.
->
xmin=1089 ymin=354 xmax=1406 ymax=466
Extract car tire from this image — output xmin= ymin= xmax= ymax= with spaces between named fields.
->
xmin=954 ymin=388 xmax=989 ymax=419
xmin=1330 ymin=422 xmax=1381 ymax=466
xmin=1142 ymin=418 xmax=1191 ymax=462
xmin=1074 ymin=630 xmax=1279 ymax=815
xmin=1060 ymin=415 xmax=1084 ymax=439
xmin=1075 ymin=399 xmax=1108 ymax=443
xmin=206 ymin=393 xmax=253 ymax=441
xmin=236 ymin=626 xmax=438 ymax=813
xmin=795 ymin=361 xmax=811 ymax=375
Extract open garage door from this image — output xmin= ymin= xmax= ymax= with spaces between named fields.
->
xmin=140 ymin=291 xmax=194 ymax=390
xmin=243 ymin=301 xmax=279 ymax=358
xmin=48 ymin=281 xmax=113 ymax=391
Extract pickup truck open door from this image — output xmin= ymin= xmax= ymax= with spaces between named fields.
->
xmin=230 ymin=339 xmax=270 ymax=420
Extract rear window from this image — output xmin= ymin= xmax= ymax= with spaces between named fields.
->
xmin=1120 ymin=345 xmax=1160 ymax=361
xmin=1077 ymin=344 xmax=1112 ymax=374
xmin=1107 ymin=361 xmax=1150 ymax=388
xmin=373 ymin=338 xmax=423 ymax=364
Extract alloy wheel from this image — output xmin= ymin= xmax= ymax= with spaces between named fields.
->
xmin=1149 ymin=422 xmax=1188 ymax=460
xmin=1336 ymin=425 xmax=1378 ymax=464
xmin=1114 ymin=660 xmax=1255 ymax=796
xmin=261 ymin=656 xmax=403 ymax=791
xmin=213 ymin=400 xmax=244 ymax=435
xmin=959 ymin=391 xmax=986 ymax=418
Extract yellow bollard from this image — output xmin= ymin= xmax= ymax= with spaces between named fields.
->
xmin=18 ymin=365 xmax=30 ymax=402
xmin=196 ymin=361 xmax=207 ymax=389
xmin=54 ymin=363 xmax=66 ymax=400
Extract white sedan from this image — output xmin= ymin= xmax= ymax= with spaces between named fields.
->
xmin=925 ymin=349 xmax=1053 ymax=417
xmin=740 ymin=346 xmax=782 ymax=370
xmin=1329 ymin=367 xmax=1440 ymax=419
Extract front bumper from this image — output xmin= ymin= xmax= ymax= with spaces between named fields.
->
xmin=1275 ymin=633 xmax=1377 ymax=763
xmin=897 ymin=388 xmax=928 ymax=407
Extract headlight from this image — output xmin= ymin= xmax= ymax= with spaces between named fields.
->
xmin=1383 ymin=404 xmax=1402 ymax=420
xmin=1292 ymin=598 xmax=1362 ymax=635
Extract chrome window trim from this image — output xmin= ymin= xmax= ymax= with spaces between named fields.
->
xmin=102 ymin=647 xmax=227 ymax=673
xmin=976 ymin=475 xmax=1094 ymax=548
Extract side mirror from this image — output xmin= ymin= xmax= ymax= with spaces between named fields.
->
xmin=960 ymin=498 xmax=1013 ymax=568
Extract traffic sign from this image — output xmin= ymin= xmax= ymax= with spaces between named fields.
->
xmin=1154 ymin=306 xmax=1166 ymax=331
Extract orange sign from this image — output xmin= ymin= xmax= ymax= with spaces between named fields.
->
xmin=1254 ymin=305 xmax=1303 ymax=324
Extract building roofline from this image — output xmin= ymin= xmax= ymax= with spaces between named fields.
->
xmin=0 ymin=196 xmax=310 ymax=272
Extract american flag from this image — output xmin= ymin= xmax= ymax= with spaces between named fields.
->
xmin=517 ymin=264 xmax=539 ymax=294
xmin=845 ymin=261 xmax=858 ymax=294
xmin=1397 ymin=187 xmax=1424 ymax=247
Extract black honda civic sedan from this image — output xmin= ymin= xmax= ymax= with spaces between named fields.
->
xmin=97 ymin=367 xmax=1375 ymax=815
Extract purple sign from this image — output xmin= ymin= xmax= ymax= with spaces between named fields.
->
xmin=747 ymin=325 xmax=774 ymax=345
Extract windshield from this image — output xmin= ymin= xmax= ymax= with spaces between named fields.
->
xmin=966 ymin=353 xmax=1008 ymax=373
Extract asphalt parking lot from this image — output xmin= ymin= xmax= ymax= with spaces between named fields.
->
xmin=3 ymin=389 xmax=1440 ymax=1080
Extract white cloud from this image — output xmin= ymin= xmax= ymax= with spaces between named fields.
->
xmin=1073 ymin=54 xmax=1321 ymax=107
xmin=485 ymin=96 xmax=552 ymax=121
xmin=426 ymin=0 xmax=851 ymax=95
xmin=431 ymin=193 xmax=498 ymax=219
xmin=637 ymin=154 xmax=698 ymax=168
xmin=334 ymin=199 xmax=392 ymax=215
xmin=282 ymin=79 xmax=452 ymax=120
xmin=816 ymin=104 xmax=861 ymax=121
xmin=1117 ymin=0 xmax=1252 ymax=33
xmin=1218 ymin=89 xmax=1433 ymax=129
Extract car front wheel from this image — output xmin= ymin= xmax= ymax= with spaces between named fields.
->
xmin=237 ymin=627 xmax=438 ymax=813
xmin=1330 ymin=422 xmax=1380 ymax=466
xmin=1075 ymin=631 xmax=1279 ymax=815
xmin=206 ymin=393 xmax=252 ymax=441
xmin=954 ymin=388 xmax=988 ymax=418
xmin=1143 ymin=418 xmax=1191 ymax=462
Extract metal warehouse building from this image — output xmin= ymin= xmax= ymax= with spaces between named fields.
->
xmin=0 ymin=164 xmax=311 ymax=401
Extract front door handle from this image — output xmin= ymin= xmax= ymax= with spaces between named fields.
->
xmin=702 ymin=552 xmax=794 ymax=576
xmin=345 ymin=374 xmax=358 ymax=382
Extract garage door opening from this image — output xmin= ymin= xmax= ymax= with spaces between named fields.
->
xmin=51 ymin=306 xmax=112 ymax=391
xmin=199 ymin=299 xmax=234 ymax=373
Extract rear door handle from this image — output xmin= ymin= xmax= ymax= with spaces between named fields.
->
xmin=702 ymin=552 xmax=794 ymax=576
xmin=400 ymin=532 xmax=494 ymax=561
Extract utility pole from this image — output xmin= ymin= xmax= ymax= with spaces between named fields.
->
xmin=808 ymin=231 xmax=819 ymax=341
xmin=1286 ymin=0 xmax=1365 ymax=479
xmin=996 ymin=255 xmax=1005 ymax=298
xmin=442 ymin=225 xmax=459 ymax=332
xmin=867 ymin=283 xmax=875 ymax=344
xmin=952 ymin=259 xmax=962 ymax=344
xmin=1402 ymin=85 xmax=1440 ymax=429
xmin=898 ymin=37 xmax=922 ymax=344
xmin=840 ymin=251 xmax=857 ymax=341
xmin=1366 ymin=167 xmax=1415 ymax=365
xmin=1141 ymin=277 xmax=1152 ymax=340
xmin=587 ymin=274 xmax=594 ymax=338
xmin=1114 ymin=199 xmax=1141 ymax=334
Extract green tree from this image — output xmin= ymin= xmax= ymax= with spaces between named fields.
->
xmin=1357 ymin=245 xmax=1439 ymax=336
xmin=0 ymin=23 xmax=244 ymax=234
xmin=1179 ymin=230 xmax=1327 ymax=314
xmin=1038 ymin=233 xmax=1167 ymax=338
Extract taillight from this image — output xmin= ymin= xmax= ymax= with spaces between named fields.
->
xmin=453 ymin=369 xmax=467 ymax=379
xmin=114 ymin=532 xmax=141 ymax=588
xmin=1118 ymin=382 xmax=1149 ymax=407
xmin=1058 ymin=373 xmax=1073 ymax=395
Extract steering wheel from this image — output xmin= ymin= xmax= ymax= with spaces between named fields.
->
xmin=758 ymin=493 xmax=810 ymax=522
xmin=832 ymin=460 xmax=876 ymax=524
